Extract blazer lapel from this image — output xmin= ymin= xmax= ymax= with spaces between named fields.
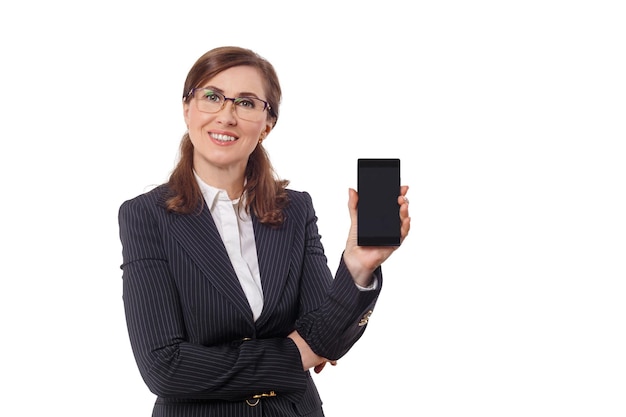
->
xmin=169 ymin=206 xmax=254 ymax=325
xmin=253 ymin=214 xmax=293 ymax=328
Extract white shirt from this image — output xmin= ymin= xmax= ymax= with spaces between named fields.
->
xmin=195 ymin=173 xmax=264 ymax=321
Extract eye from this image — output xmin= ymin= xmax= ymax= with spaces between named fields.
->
xmin=202 ymin=90 xmax=222 ymax=103
xmin=235 ymin=97 xmax=257 ymax=109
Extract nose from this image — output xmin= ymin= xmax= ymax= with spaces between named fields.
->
xmin=216 ymin=99 xmax=237 ymax=124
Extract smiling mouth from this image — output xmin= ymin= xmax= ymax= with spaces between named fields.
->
xmin=210 ymin=133 xmax=238 ymax=142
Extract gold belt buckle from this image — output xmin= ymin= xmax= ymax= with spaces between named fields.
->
xmin=246 ymin=391 xmax=277 ymax=406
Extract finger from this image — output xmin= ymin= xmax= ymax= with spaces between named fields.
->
xmin=314 ymin=363 xmax=325 ymax=374
xmin=398 ymin=186 xmax=411 ymax=243
xmin=400 ymin=211 xmax=411 ymax=243
xmin=348 ymin=187 xmax=358 ymax=213
xmin=398 ymin=185 xmax=410 ymax=206
xmin=347 ymin=188 xmax=359 ymax=238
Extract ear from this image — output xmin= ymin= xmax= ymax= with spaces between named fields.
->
xmin=262 ymin=120 xmax=273 ymax=137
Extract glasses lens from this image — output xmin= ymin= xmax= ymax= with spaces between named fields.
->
xmin=232 ymin=97 xmax=267 ymax=122
xmin=193 ymin=89 xmax=268 ymax=122
xmin=195 ymin=89 xmax=224 ymax=113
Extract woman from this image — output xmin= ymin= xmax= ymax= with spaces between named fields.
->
xmin=119 ymin=46 xmax=411 ymax=416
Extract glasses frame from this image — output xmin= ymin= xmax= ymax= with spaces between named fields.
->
xmin=186 ymin=88 xmax=271 ymax=121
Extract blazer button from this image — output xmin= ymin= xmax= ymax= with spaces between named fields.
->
xmin=358 ymin=310 xmax=373 ymax=327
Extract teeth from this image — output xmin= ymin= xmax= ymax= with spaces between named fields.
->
xmin=210 ymin=133 xmax=237 ymax=142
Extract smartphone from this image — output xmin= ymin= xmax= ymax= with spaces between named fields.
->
xmin=357 ymin=158 xmax=401 ymax=246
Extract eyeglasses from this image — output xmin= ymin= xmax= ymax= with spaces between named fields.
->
xmin=186 ymin=88 xmax=271 ymax=122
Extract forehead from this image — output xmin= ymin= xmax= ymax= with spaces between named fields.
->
xmin=201 ymin=65 xmax=266 ymax=96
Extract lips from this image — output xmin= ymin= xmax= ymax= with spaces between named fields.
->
xmin=209 ymin=132 xmax=238 ymax=142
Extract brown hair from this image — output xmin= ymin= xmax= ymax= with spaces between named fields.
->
xmin=165 ymin=46 xmax=289 ymax=226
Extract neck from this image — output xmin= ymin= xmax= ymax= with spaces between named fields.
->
xmin=194 ymin=169 xmax=245 ymax=200
xmin=223 ymin=182 xmax=244 ymax=200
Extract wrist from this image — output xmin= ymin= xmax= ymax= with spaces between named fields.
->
xmin=342 ymin=253 xmax=374 ymax=287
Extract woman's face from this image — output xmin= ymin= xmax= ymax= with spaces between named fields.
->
xmin=183 ymin=65 xmax=273 ymax=179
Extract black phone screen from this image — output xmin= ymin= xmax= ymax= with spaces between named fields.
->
xmin=357 ymin=158 xmax=401 ymax=246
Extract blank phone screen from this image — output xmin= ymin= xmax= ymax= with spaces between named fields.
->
xmin=357 ymin=159 xmax=401 ymax=246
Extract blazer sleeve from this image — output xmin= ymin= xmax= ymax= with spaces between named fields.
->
xmin=119 ymin=195 xmax=308 ymax=401
xmin=294 ymin=192 xmax=383 ymax=361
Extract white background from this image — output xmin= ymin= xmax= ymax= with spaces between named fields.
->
xmin=1 ymin=1 xmax=624 ymax=416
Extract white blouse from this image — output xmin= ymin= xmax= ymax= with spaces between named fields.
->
xmin=195 ymin=173 xmax=264 ymax=321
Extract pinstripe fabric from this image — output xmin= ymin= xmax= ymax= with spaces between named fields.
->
xmin=119 ymin=185 xmax=382 ymax=416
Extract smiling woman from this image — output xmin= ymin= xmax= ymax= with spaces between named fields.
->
xmin=183 ymin=65 xmax=274 ymax=197
xmin=118 ymin=46 xmax=410 ymax=417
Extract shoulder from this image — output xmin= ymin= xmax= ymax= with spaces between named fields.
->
xmin=283 ymin=188 xmax=318 ymax=224
xmin=285 ymin=188 xmax=314 ymax=209
xmin=119 ymin=184 xmax=170 ymax=218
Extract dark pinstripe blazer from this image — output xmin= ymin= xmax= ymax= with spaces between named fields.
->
xmin=119 ymin=184 xmax=382 ymax=416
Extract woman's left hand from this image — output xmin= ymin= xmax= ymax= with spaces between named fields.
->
xmin=342 ymin=185 xmax=411 ymax=287
xmin=313 ymin=360 xmax=337 ymax=374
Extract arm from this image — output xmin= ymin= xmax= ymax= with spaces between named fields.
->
xmin=119 ymin=196 xmax=307 ymax=401
xmin=294 ymin=186 xmax=411 ymax=361
xmin=290 ymin=192 xmax=383 ymax=361
xmin=294 ymin=257 xmax=382 ymax=361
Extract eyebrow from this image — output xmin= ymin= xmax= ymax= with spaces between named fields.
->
xmin=202 ymin=85 xmax=261 ymax=99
